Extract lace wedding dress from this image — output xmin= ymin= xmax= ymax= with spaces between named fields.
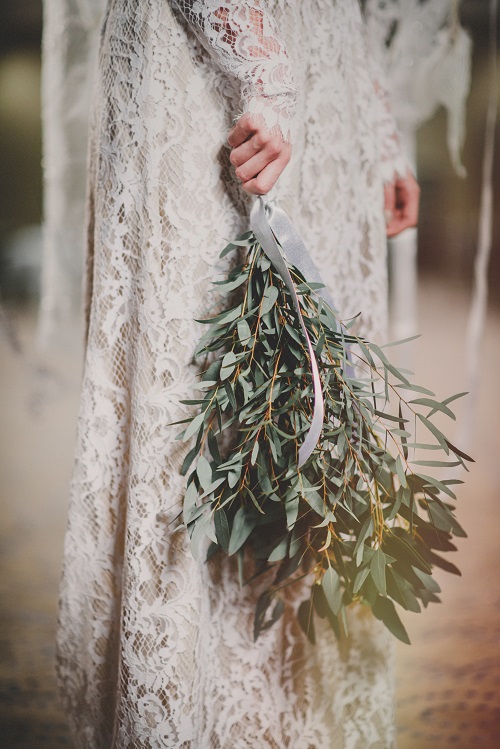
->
xmin=52 ymin=1 xmax=407 ymax=747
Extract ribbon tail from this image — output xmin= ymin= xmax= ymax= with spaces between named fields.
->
xmin=249 ymin=196 xmax=324 ymax=467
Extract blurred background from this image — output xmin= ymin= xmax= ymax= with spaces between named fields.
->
xmin=0 ymin=1 xmax=498 ymax=747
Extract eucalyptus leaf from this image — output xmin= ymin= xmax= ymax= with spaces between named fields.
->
xmin=322 ymin=566 xmax=343 ymax=615
xmin=196 ymin=455 xmax=213 ymax=493
xmin=261 ymin=285 xmax=279 ymax=315
xmin=237 ymin=319 xmax=252 ymax=345
xmin=370 ymin=548 xmax=387 ymax=596
xmin=298 ymin=599 xmax=316 ymax=645
xmin=268 ymin=538 xmax=288 ymax=562
xmin=214 ymin=508 xmax=230 ymax=553
xmin=372 ymin=597 xmax=411 ymax=645
xmin=183 ymin=412 xmax=205 ymax=442
xmin=353 ymin=566 xmax=370 ymax=594
xmin=228 ymin=508 xmax=257 ymax=555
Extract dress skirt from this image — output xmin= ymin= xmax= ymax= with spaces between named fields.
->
xmin=55 ymin=1 xmax=399 ymax=747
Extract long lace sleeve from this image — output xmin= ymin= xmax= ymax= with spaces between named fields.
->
xmin=170 ymin=0 xmax=298 ymax=141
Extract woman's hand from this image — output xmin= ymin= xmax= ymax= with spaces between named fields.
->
xmin=227 ymin=113 xmax=291 ymax=195
xmin=384 ymin=170 xmax=420 ymax=237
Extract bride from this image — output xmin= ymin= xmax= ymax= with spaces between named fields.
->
xmin=47 ymin=1 xmax=419 ymax=746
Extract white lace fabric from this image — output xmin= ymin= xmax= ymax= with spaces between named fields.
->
xmin=48 ymin=1 xmax=406 ymax=747
xmin=172 ymin=0 xmax=299 ymax=141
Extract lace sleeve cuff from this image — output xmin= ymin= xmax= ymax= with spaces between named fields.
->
xmin=172 ymin=0 xmax=298 ymax=142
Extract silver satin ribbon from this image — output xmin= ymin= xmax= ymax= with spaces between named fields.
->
xmin=249 ymin=196 xmax=329 ymax=467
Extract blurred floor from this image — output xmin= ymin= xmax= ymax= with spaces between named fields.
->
xmin=393 ymin=278 xmax=500 ymax=748
xmin=0 ymin=278 xmax=499 ymax=748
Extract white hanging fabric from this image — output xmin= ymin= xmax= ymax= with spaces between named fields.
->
xmin=38 ymin=0 xmax=107 ymax=349
xmin=460 ymin=0 xmax=498 ymax=447
xmin=364 ymin=0 xmax=472 ymax=174
xmin=363 ymin=0 xmax=472 ymax=352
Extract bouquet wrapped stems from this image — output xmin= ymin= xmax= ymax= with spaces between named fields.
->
xmin=174 ymin=230 xmax=472 ymax=645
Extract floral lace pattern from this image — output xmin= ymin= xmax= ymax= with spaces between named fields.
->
xmin=172 ymin=0 xmax=299 ymax=141
xmin=53 ymin=1 xmax=404 ymax=747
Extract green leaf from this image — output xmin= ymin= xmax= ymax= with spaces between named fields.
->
xmin=182 ymin=480 xmax=199 ymax=524
xmin=254 ymin=590 xmax=273 ymax=641
xmin=372 ymin=597 xmax=411 ymax=645
xmin=220 ymin=235 xmax=252 ymax=255
xmin=427 ymin=391 xmax=468 ymax=418
xmin=197 ymin=476 xmax=225 ymax=501
xmin=444 ymin=439 xmax=475 ymax=463
xmin=302 ymin=487 xmax=325 ymax=516
xmin=188 ymin=512 xmax=211 ymax=561
xmin=370 ymin=548 xmax=387 ymax=596
xmin=214 ymin=274 xmax=248 ymax=293
xmin=202 ymin=361 xmax=222 ymax=382
xmin=393 ymin=382 xmax=435 ymax=396
xmin=219 ymin=242 xmax=236 ymax=258
xmin=411 ymin=460 xmax=461 ymax=468
xmin=353 ymin=566 xmax=370 ymax=594
xmin=354 ymin=516 xmax=373 ymax=566
xmin=260 ymin=599 xmax=285 ymax=632
xmin=237 ymin=319 xmax=252 ymax=345
xmin=369 ymin=343 xmax=411 ymax=385
xmin=374 ymin=410 xmax=408 ymax=423
xmin=285 ymin=323 xmax=303 ymax=345
xmin=184 ymin=502 xmax=207 ymax=525
xmin=285 ymin=496 xmax=299 ymax=528
xmin=427 ymin=500 xmax=467 ymax=537
xmin=183 ymin=412 xmax=205 ymax=441
xmin=246 ymin=485 xmax=265 ymax=514
xmin=383 ymin=532 xmax=432 ymax=574
xmin=380 ymin=334 xmax=421 ymax=348
xmin=412 ymin=567 xmax=441 ymax=594
xmin=196 ymin=455 xmax=212 ymax=493
xmin=192 ymin=380 xmax=217 ymax=391
xmin=414 ymin=472 xmax=457 ymax=500
xmin=204 ymin=304 xmax=242 ymax=325
xmin=274 ymin=551 xmax=302 ymax=585
xmin=322 ymin=566 xmax=343 ymax=615
xmin=220 ymin=351 xmax=237 ymax=380
xmin=224 ymin=380 xmax=237 ymax=410
xmin=268 ymin=537 xmax=288 ymax=562
xmin=298 ymin=599 xmax=316 ymax=644
xmin=228 ymin=507 xmax=257 ymax=555
xmin=395 ymin=455 xmax=407 ymax=488
xmin=261 ymin=285 xmax=279 ymax=315
xmin=398 ymin=401 xmax=409 ymax=460
xmin=214 ymin=508 xmax=230 ymax=552
xmin=386 ymin=567 xmax=421 ymax=613
xmin=180 ymin=445 xmax=198 ymax=476
xmin=416 ymin=413 xmax=449 ymax=453
xmin=409 ymin=397 xmax=456 ymax=420
xmin=426 ymin=550 xmax=461 ymax=576
xmin=207 ymin=430 xmax=221 ymax=462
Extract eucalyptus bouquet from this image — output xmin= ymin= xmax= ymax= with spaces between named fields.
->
xmin=175 ymin=217 xmax=471 ymax=646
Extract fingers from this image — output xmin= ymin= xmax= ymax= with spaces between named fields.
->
xmin=227 ymin=113 xmax=258 ymax=149
xmin=398 ymin=171 xmax=420 ymax=227
xmin=227 ymin=113 xmax=291 ymax=195
xmin=231 ymin=137 xmax=284 ymax=184
xmin=241 ymin=150 xmax=290 ymax=195
xmin=385 ymin=171 xmax=420 ymax=237
xmin=384 ymin=181 xmax=396 ymax=226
